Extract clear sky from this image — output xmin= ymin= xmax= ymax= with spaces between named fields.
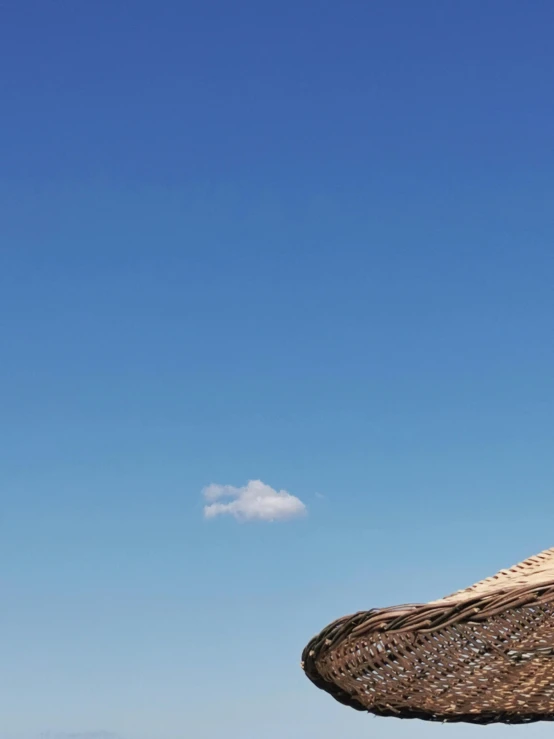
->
xmin=2 ymin=1 xmax=554 ymax=738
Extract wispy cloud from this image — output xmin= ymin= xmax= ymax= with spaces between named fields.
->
xmin=203 ymin=479 xmax=307 ymax=522
xmin=39 ymin=733 xmax=124 ymax=739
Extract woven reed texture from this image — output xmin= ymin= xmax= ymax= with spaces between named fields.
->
xmin=302 ymin=547 xmax=554 ymax=724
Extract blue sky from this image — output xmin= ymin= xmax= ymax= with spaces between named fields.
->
xmin=2 ymin=1 xmax=554 ymax=737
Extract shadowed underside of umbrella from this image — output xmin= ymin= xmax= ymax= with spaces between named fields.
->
xmin=301 ymin=547 xmax=554 ymax=725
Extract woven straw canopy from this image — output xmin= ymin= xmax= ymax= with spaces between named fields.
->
xmin=302 ymin=547 xmax=554 ymax=725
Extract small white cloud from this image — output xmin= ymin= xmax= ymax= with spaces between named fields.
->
xmin=202 ymin=479 xmax=307 ymax=522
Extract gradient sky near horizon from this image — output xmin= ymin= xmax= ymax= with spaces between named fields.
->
xmin=3 ymin=1 xmax=554 ymax=738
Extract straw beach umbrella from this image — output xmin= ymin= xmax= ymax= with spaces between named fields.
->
xmin=302 ymin=547 xmax=554 ymax=724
